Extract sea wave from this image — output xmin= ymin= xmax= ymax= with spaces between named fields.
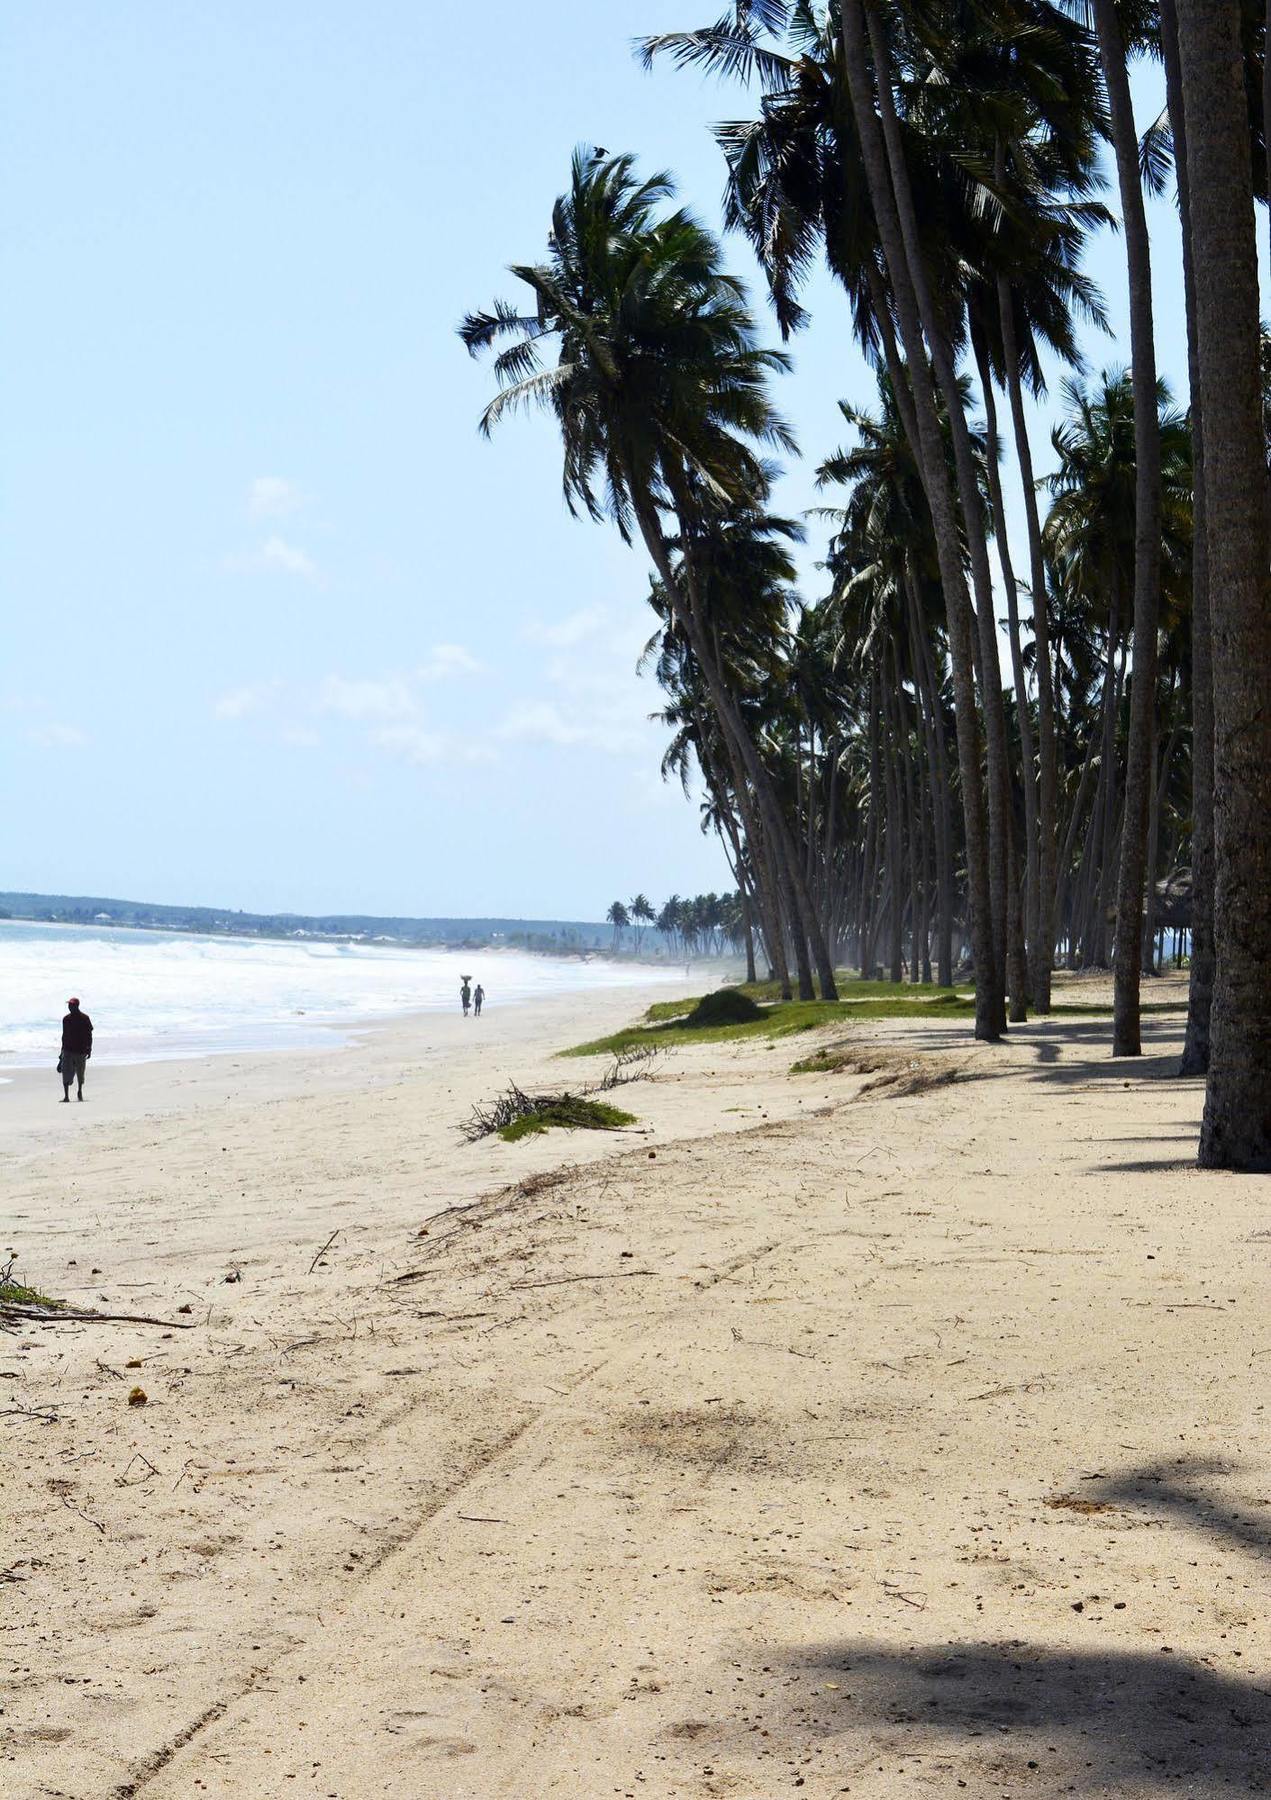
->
xmin=0 ymin=920 xmax=682 ymax=1070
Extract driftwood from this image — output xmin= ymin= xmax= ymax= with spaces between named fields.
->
xmin=1 ymin=1302 xmax=194 ymax=1330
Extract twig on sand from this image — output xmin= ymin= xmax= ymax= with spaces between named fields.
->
xmin=730 ymin=1325 xmax=819 ymax=1361
xmin=308 ymin=1230 xmax=341 ymax=1275
xmin=59 ymin=1494 xmax=105 ymax=1534
xmin=116 ymin=1450 xmax=160 ymax=1487
xmin=2 ymin=1402 xmax=60 ymax=1425
xmin=2 ymin=1303 xmax=193 ymax=1330
xmin=510 ymin=1269 xmax=654 ymax=1290
xmin=457 ymin=1513 xmax=508 ymax=1524
xmin=880 ymin=1580 xmax=928 ymax=1610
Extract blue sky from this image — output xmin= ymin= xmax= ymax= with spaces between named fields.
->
xmin=2 ymin=2 xmax=1195 ymax=919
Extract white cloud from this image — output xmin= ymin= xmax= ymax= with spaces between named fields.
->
xmin=213 ymin=681 xmax=279 ymax=721
xmin=279 ymin=725 xmax=320 ymax=748
xmin=497 ymin=700 xmax=645 ymax=756
xmin=28 ymin=722 xmax=88 ymax=749
xmin=525 ymin=604 xmax=612 ymax=649
xmin=369 ymin=724 xmax=446 ymax=764
xmin=318 ymin=674 xmax=416 ymax=720
xmin=371 ymin=725 xmax=495 ymax=768
xmin=417 ymin=643 xmax=481 ymax=681
xmin=223 ymin=535 xmax=320 ymax=581
xmin=316 ymin=650 xmax=480 ymax=721
xmin=247 ymin=476 xmax=307 ymax=520
xmin=260 ymin=535 xmax=318 ymax=578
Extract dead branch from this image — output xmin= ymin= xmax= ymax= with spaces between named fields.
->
xmin=2 ymin=1303 xmax=194 ymax=1330
xmin=308 ymin=1230 xmax=340 ymax=1275
xmin=510 ymin=1269 xmax=654 ymax=1290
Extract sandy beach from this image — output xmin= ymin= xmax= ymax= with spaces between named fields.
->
xmin=2 ymin=975 xmax=1267 ymax=1798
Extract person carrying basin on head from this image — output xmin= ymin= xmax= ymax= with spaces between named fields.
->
xmin=460 ymin=978 xmax=472 ymax=1017
xmin=473 ymin=983 xmax=485 ymax=1018
xmin=60 ymin=997 xmax=93 ymax=1103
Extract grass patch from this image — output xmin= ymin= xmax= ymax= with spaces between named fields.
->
xmin=0 ymin=1253 xmax=62 ymax=1312
xmin=561 ymin=980 xmax=1182 ymax=1061
xmin=0 ymin=1277 xmax=62 ymax=1310
xmin=562 ymin=998 xmax=850 ymax=1058
xmin=497 ymin=1097 xmax=636 ymax=1142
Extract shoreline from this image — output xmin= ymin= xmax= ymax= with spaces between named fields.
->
xmin=0 ymin=950 xmax=723 ymax=1092
xmin=3 ymin=972 xmax=1268 ymax=1796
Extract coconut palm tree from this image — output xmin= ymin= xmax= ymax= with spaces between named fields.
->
xmin=1073 ymin=0 xmax=1162 ymax=1055
xmin=1044 ymin=369 xmax=1192 ymax=969
xmin=606 ymin=899 xmax=630 ymax=950
xmin=630 ymin=893 xmax=655 ymax=952
xmin=460 ymin=149 xmax=837 ymax=1000
xmin=1174 ymin=0 xmax=1271 ymax=1169
xmin=642 ymin=0 xmax=1004 ymax=1035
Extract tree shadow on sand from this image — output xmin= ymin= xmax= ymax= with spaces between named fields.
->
xmin=773 ymin=1640 xmax=1271 ymax=1793
xmin=1081 ymin=1455 xmax=1270 ymax=1560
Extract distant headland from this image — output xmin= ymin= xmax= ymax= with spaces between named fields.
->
xmin=0 ymin=890 xmax=611 ymax=956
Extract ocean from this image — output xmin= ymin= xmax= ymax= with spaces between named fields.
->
xmin=0 ymin=920 xmax=683 ymax=1073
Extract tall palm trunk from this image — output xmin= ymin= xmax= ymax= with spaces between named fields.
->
xmin=840 ymin=0 xmax=1002 ymax=1040
xmin=696 ymin=710 xmax=792 ymax=998
xmin=1160 ymin=0 xmax=1215 ymax=1076
xmin=997 ymin=279 xmax=1059 ymax=1011
xmin=975 ymin=327 xmax=1036 ymax=1018
xmin=638 ymin=502 xmax=835 ymax=999
xmin=1092 ymin=0 xmax=1163 ymax=1056
xmin=861 ymin=0 xmax=1011 ymax=1028
xmin=905 ymin=569 xmax=954 ymax=986
xmin=1176 ymin=0 xmax=1271 ymax=1168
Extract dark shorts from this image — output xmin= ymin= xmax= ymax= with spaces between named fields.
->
xmin=61 ymin=1053 xmax=87 ymax=1083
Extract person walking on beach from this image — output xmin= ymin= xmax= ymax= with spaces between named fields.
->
xmin=460 ymin=978 xmax=472 ymax=1017
xmin=473 ymin=983 xmax=485 ymax=1018
xmin=60 ymin=997 xmax=93 ymax=1103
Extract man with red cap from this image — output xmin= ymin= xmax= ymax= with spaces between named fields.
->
xmin=60 ymin=997 xmax=93 ymax=1103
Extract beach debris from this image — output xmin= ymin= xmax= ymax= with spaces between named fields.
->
xmin=596 ymin=1044 xmax=666 ymax=1090
xmin=223 ymin=1269 xmax=242 ymax=1284
xmin=116 ymin=1451 xmax=160 ymax=1487
xmin=308 ymin=1229 xmax=340 ymax=1274
xmin=461 ymin=1081 xmax=635 ymax=1143
xmin=127 ymin=1386 xmax=147 ymax=1407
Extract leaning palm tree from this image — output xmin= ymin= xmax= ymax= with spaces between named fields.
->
xmin=460 ymin=149 xmax=837 ymax=1000
xmin=606 ymin=899 xmax=630 ymax=951
xmin=629 ymin=893 xmax=655 ymax=952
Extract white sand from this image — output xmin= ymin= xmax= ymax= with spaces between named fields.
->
xmin=2 ymin=975 xmax=1267 ymax=1798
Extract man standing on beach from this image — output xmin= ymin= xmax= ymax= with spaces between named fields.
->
xmin=474 ymin=983 xmax=484 ymax=1017
xmin=60 ymin=997 xmax=92 ymax=1102
xmin=460 ymin=978 xmax=472 ymax=1017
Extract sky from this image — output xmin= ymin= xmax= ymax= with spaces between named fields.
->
xmin=1 ymin=2 xmax=1200 ymax=920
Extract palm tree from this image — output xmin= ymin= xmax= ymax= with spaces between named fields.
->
xmin=1079 ymin=0 xmax=1165 ymax=1055
xmin=460 ymin=149 xmax=837 ymax=1000
xmin=630 ymin=893 xmax=655 ymax=952
xmin=1159 ymin=0 xmax=1214 ymax=1075
xmin=643 ymin=1 xmax=1003 ymax=1035
xmin=606 ymin=899 xmax=630 ymax=951
xmin=1175 ymin=0 xmax=1271 ymax=1169
xmin=1044 ymin=370 xmax=1191 ymax=969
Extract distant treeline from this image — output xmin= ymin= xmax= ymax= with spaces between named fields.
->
xmin=0 ymin=891 xmax=612 ymax=953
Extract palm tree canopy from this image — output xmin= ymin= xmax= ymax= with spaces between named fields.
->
xmin=460 ymin=149 xmax=795 ymax=539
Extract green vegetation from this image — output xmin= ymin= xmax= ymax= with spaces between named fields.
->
xmin=683 ymin=988 xmax=763 ymax=1027
xmin=564 ymin=978 xmax=1187 ymax=1061
xmin=0 ymin=1266 xmax=62 ymax=1311
xmin=498 ymin=1097 xmax=637 ymax=1142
